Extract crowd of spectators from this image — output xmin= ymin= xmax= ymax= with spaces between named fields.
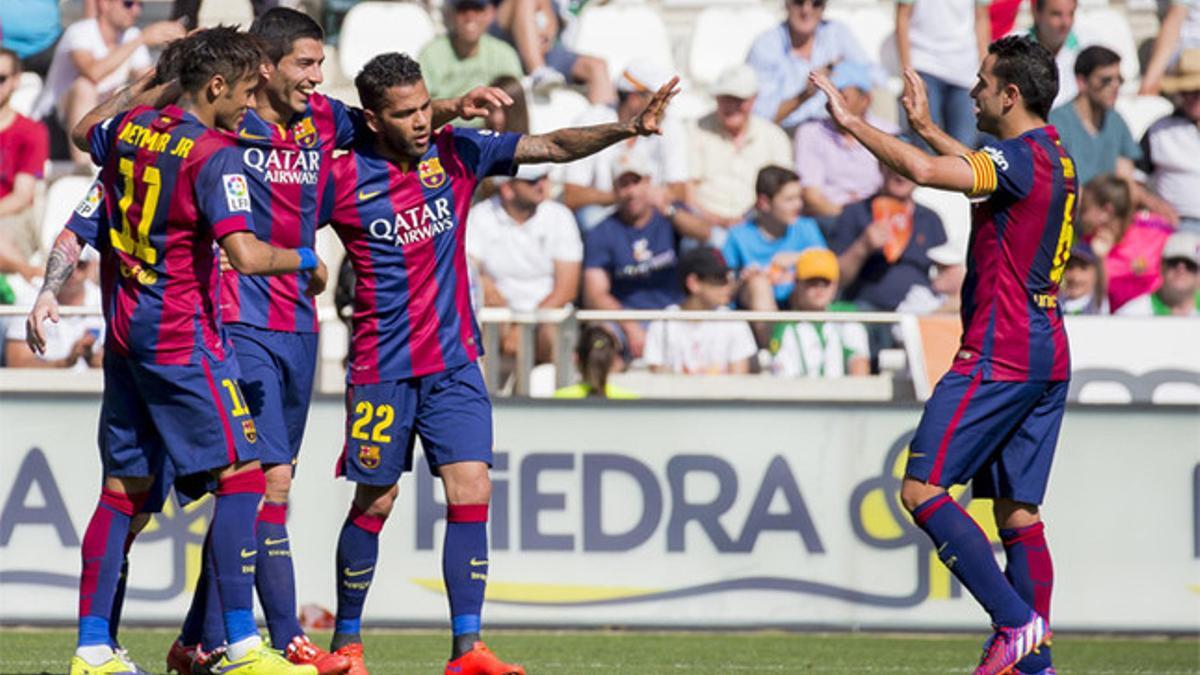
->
xmin=1 ymin=0 xmax=1198 ymax=378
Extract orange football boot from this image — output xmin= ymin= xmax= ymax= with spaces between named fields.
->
xmin=444 ymin=642 xmax=524 ymax=675
xmin=331 ymin=643 xmax=369 ymax=675
xmin=285 ymin=635 xmax=351 ymax=675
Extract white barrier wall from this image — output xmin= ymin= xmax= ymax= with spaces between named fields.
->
xmin=1 ymin=397 xmax=1197 ymax=631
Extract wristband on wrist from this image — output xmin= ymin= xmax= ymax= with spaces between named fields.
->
xmin=297 ymin=247 xmax=318 ymax=271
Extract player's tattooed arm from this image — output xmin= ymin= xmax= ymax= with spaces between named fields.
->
xmin=430 ymin=86 xmax=515 ymax=127
xmin=26 ymin=229 xmax=85 ymax=354
xmin=515 ymin=77 xmax=681 ymax=163
xmin=69 ymin=68 xmax=182 ymax=152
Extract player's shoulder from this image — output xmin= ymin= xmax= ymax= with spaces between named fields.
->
xmin=977 ymin=135 xmax=1032 ymax=173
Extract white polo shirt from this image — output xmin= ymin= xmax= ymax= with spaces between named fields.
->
xmin=562 ymin=105 xmax=690 ymax=193
xmin=643 ymin=306 xmax=758 ymax=374
xmin=33 ymin=18 xmax=152 ymax=120
xmin=466 ymin=195 xmax=583 ymax=312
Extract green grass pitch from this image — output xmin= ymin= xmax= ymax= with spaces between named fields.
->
xmin=1 ymin=629 xmax=1196 ymax=674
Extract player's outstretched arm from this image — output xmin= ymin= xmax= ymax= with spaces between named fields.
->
xmin=69 ymin=68 xmax=181 ymax=152
xmin=899 ymin=69 xmax=973 ymax=157
xmin=514 ymin=76 xmax=681 ymax=164
xmin=430 ymin=86 xmax=515 ymax=128
xmin=26 ymin=229 xmax=85 ymax=354
xmin=811 ymin=72 xmax=975 ymax=193
xmin=220 ymin=232 xmax=328 ymax=296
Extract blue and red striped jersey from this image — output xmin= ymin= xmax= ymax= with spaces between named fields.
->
xmin=219 ymin=92 xmax=361 ymax=333
xmin=83 ymin=105 xmax=253 ymax=365
xmin=326 ymin=126 xmax=520 ymax=383
xmin=956 ymin=126 xmax=1077 ymax=382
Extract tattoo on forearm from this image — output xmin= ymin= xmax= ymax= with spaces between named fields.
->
xmin=41 ymin=234 xmax=82 ymax=296
xmin=515 ymin=122 xmax=635 ymax=164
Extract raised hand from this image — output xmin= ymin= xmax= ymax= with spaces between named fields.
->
xmin=900 ymin=68 xmax=933 ymax=132
xmin=809 ymin=71 xmax=858 ymax=131
xmin=631 ymin=76 xmax=682 ymax=136
xmin=458 ymin=86 xmax=515 ymax=121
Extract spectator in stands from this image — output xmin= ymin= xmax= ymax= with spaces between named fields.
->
xmin=564 ymin=63 xmax=690 ymax=232
xmin=468 ymin=163 xmax=582 ymax=363
xmin=583 ymin=147 xmax=691 ymax=359
xmin=724 ymin=166 xmax=826 ymax=317
xmin=1059 ymin=242 xmax=1109 ymax=315
xmin=0 ymin=47 xmax=48 ymax=261
xmin=746 ymin=0 xmax=874 ymax=132
xmin=829 ymin=165 xmax=951 ymax=312
xmin=491 ymin=0 xmax=614 ymax=104
xmin=1078 ymin=174 xmax=1173 ymax=312
xmin=770 ymin=247 xmax=870 ymax=378
xmin=1028 ymin=0 xmax=1084 ymax=108
xmin=1140 ymin=0 xmax=1200 ymax=95
xmin=793 ymin=61 xmax=895 ymax=220
xmin=895 ymin=0 xmax=988 ymax=149
xmin=0 ymin=0 xmax=61 ymax=76
xmin=420 ymin=0 xmax=524 ymax=115
xmin=4 ymin=256 xmax=102 ymax=369
xmin=32 ymin=0 xmax=184 ymax=168
xmin=688 ymin=65 xmax=793 ymax=230
xmin=1139 ymin=49 xmax=1200 ymax=232
xmin=1117 ymin=230 xmax=1200 ymax=316
xmin=643 ymin=247 xmax=757 ymax=375
xmin=553 ymin=324 xmax=638 ymax=398
xmin=894 ymin=245 xmax=966 ymax=315
xmin=484 ymin=74 xmax=529 ymax=134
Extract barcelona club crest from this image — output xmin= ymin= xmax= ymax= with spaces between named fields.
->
xmin=418 ymin=157 xmax=446 ymax=189
xmin=242 ymin=419 xmax=258 ymax=444
xmin=292 ymin=117 xmax=317 ymax=148
xmin=358 ymin=444 xmax=381 ymax=470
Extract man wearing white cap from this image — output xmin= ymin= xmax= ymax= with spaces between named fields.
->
xmin=467 ymin=162 xmax=582 ymax=362
xmin=1116 ymin=230 xmax=1200 ymax=316
xmin=688 ymin=64 xmax=792 ymax=231
xmin=563 ymin=62 xmax=690 ymax=231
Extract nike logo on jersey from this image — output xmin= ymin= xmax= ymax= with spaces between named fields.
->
xmin=240 ymin=548 xmax=257 ymax=558
xmin=358 ymin=189 xmax=382 ymax=201
xmin=239 ymin=130 xmax=269 ymax=140
xmin=264 ymin=537 xmax=289 ymax=546
xmin=469 ymin=558 xmax=488 ymax=567
xmin=343 ymin=566 xmax=374 ymax=577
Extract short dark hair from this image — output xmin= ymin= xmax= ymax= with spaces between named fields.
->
xmin=1074 ymin=45 xmax=1121 ymax=78
xmin=755 ymin=165 xmax=800 ymax=199
xmin=150 ymin=37 xmax=186 ymax=86
xmin=176 ymin=26 xmax=267 ymax=93
xmin=0 ymin=47 xmax=20 ymax=75
xmin=249 ymin=7 xmax=324 ymax=65
xmin=355 ymin=52 xmax=423 ymax=113
xmin=988 ymin=35 xmax=1058 ymax=120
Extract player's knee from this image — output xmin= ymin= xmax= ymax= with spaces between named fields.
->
xmin=354 ymin=483 xmax=399 ymax=519
xmin=443 ymin=466 xmax=491 ymax=506
xmin=993 ymin=499 xmax=1040 ymax=530
xmin=900 ymin=478 xmax=942 ymax=513
xmin=262 ymin=464 xmax=293 ymax=503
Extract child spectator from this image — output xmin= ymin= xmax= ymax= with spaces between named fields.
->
xmin=1078 ymin=174 xmax=1173 ymax=312
xmin=770 ymin=248 xmax=870 ymax=378
xmin=643 ymin=247 xmax=757 ymax=375
xmin=723 ymin=165 xmax=826 ymax=312
xmin=1059 ymin=242 xmax=1109 ymax=315
xmin=553 ymin=324 xmax=638 ymax=398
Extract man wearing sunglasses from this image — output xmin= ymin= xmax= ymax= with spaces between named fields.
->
xmin=31 ymin=0 xmax=184 ymax=168
xmin=1116 ymin=230 xmax=1200 ymax=316
xmin=746 ymin=0 xmax=875 ymax=132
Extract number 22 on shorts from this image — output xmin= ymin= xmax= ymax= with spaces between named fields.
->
xmin=351 ymin=401 xmax=394 ymax=442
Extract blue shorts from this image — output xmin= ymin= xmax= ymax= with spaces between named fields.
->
xmin=227 ymin=323 xmax=318 ymax=468
xmin=100 ymin=350 xmax=259 ymax=483
xmin=906 ymin=372 xmax=1068 ymax=505
xmin=337 ymin=362 xmax=493 ymax=486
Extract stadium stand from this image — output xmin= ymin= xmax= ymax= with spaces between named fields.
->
xmin=9 ymin=72 xmax=42 ymax=118
xmin=38 ymin=175 xmax=92 ymax=256
xmin=337 ymin=1 xmax=437 ymax=82
xmin=567 ymin=3 xmax=675 ymax=82
xmin=687 ymin=4 xmax=778 ymax=88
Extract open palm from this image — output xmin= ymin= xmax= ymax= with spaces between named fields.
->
xmin=632 ymin=76 xmax=682 ymax=136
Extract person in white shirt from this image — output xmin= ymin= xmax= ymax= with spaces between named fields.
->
xmin=32 ymin=0 xmax=183 ymax=168
xmin=644 ymin=246 xmax=757 ymax=375
xmin=770 ymin=247 xmax=870 ymax=378
xmin=562 ymin=62 xmax=691 ymax=231
xmin=1028 ymin=0 xmax=1085 ymax=109
xmin=467 ymin=162 xmax=582 ymax=362
xmin=5 ymin=256 xmax=102 ymax=370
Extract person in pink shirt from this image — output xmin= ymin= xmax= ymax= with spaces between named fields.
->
xmin=1078 ymin=173 xmax=1174 ymax=311
xmin=0 ymin=47 xmax=49 ymax=260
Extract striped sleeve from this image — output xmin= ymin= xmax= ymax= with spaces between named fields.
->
xmin=962 ymin=151 xmax=998 ymax=197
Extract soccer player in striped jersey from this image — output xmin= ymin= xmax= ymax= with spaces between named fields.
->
xmin=27 ymin=28 xmax=328 ymax=675
xmin=322 ymin=52 xmax=677 ymax=675
xmin=811 ymin=35 xmax=1072 ymax=675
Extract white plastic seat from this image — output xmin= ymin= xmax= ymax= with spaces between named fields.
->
xmin=688 ymin=5 xmax=779 ymax=88
xmin=10 ymin=72 xmax=42 ymax=118
xmin=912 ymin=186 xmax=971 ymax=264
xmin=338 ymin=2 xmax=436 ymax=82
xmin=568 ymin=4 xmax=674 ymax=84
xmin=40 ymin=176 xmax=94 ymax=254
xmin=527 ymin=87 xmax=592 ymax=135
xmin=197 ymin=0 xmax=253 ymax=28
xmin=1114 ymin=94 xmax=1174 ymax=141
xmin=1074 ymin=8 xmax=1140 ymax=93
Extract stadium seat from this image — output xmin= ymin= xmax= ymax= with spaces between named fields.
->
xmin=40 ymin=176 xmax=93 ymax=255
xmin=10 ymin=72 xmax=42 ymax=118
xmin=1114 ymin=94 xmax=1174 ymax=140
xmin=1075 ymin=9 xmax=1140 ymax=93
xmin=337 ymin=2 xmax=436 ymax=82
xmin=567 ymin=4 xmax=674 ymax=83
xmin=823 ymin=6 xmax=895 ymax=71
xmin=912 ymin=187 xmax=971 ymax=263
xmin=688 ymin=5 xmax=778 ymax=88
xmin=197 ymin=0 xmax=253 ymax=28
xmin=528 ymin=87 xmax=592 ymax=135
